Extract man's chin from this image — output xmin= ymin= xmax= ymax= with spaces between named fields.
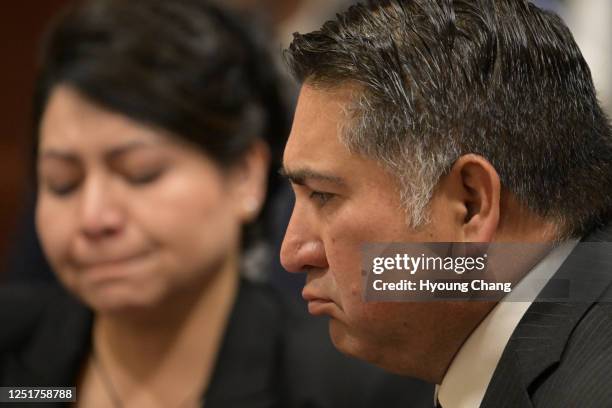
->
xmin=328 ymin=319 xmax=421 ymax=377
xmin=328 ymin=319 xmax=381 ymax=362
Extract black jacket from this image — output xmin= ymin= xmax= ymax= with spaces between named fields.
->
xmin=0 ymin=279 xmax=432 ymax=408
xmin=481 ymin=225 xmax=612 ymax=407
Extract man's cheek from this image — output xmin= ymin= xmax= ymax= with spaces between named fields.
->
xmin=328 ymin=245 xmax=362 ymax=278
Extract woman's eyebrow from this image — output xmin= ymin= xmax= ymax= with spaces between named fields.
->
xmin=105 ymin=141 xmax=157 ymax=161
xmin=39 ymin=149 xmax=79 ymax=164
xmin=39 ymin=141 xmax=159 ymax=164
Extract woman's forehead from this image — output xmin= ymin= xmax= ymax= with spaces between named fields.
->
xmin=39 ymin=86 xmax=174 ymax=152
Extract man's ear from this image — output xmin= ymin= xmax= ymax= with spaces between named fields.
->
xmin=445 ymin=154 xmax=501 ymax=242
xmin=228 ymin=140 xmax=270 ymax=223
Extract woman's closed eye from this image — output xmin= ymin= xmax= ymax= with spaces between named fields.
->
xmin=112 ymin=149 xmax=170 ymax=187
xmin=124 ymin=167 xmax=166 ymax=185
xmin=38 ymin=160 xmax=83 ymax=197
xmin=45 ymin=178 xmax=81 ymax=196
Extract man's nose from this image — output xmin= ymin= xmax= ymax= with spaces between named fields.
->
xmin=78 ymin=177 xmax=125 ymax=240
xmin=280 ymin=206 xmax=328 ymax=273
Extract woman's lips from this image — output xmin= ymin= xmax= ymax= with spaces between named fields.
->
xmin=76 ymin=252 xmax=151 ymax=280
xmin=76 ymin=251 xmax=150 ymax=267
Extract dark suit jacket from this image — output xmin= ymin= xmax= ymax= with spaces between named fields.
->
xmin=0 ymin=279 xmax=432 ymax=408
xmin=481 ymin=225 xmax=612 ymax=407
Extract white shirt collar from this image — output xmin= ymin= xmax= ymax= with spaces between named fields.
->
xmin=436 ymin=239 xmax=578 ymax=408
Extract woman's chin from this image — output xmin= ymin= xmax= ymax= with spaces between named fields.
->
xmin=77 ymin=283 xmax=164 ymax=316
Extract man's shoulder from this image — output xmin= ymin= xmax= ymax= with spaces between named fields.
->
xmin=482 ymin=299 xmax=612 ymax=408
xmin=483 ymin=224 xmax=612 ymax=407
xmin=531 ymin=300 xmax=612 ymax=406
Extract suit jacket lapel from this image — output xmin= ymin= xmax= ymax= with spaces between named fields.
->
xmin=481 ymin=225 xmax=612 ymax=407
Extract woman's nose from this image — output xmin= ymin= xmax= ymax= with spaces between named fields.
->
xmin=78 ymin=177 xmax=125 ymax=240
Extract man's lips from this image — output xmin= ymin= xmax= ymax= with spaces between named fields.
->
xmin=302 ymin=290 xmax=335 ymax=316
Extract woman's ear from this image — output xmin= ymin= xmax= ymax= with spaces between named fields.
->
xmin=444 ymin=154 xmax=501 ymax=242
xmin=228 ymin=140 xmax=270 ymax=223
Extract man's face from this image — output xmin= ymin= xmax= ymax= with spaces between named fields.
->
xmin=281 ymin=84 xmax=477 ymax=377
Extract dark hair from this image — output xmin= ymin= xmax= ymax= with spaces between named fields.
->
xmin=34 ymin=0 xmax=292 ymax=246
xmin=285 ymin=0 xmax=612 ymax=237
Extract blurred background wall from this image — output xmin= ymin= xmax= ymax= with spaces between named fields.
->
xmin=0 ymin=1 xmax=68 ymax=279
xmin=535 ymin=0 xmax=612 ymax=115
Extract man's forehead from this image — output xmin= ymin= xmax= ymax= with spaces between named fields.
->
xmin=283 ymin=83 xmax=398 ymax=195
xmin=283 ymin=84 xmax=355 ymax=165
xmin=295 ymin=83 xmax=357 ymax=117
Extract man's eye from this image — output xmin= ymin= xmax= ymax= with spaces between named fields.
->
xmin=309 ymin=191 xmax=334 ymax=205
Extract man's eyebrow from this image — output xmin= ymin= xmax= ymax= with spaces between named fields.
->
xmin=278 ymin=166 xmax=346 ymax=187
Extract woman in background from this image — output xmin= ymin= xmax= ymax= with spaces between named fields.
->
xmin=0 ymin=0 xmax=432 ymax=407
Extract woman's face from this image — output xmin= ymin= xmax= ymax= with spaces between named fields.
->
xmin=36 ymin=85 xmax=268 ymax=313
